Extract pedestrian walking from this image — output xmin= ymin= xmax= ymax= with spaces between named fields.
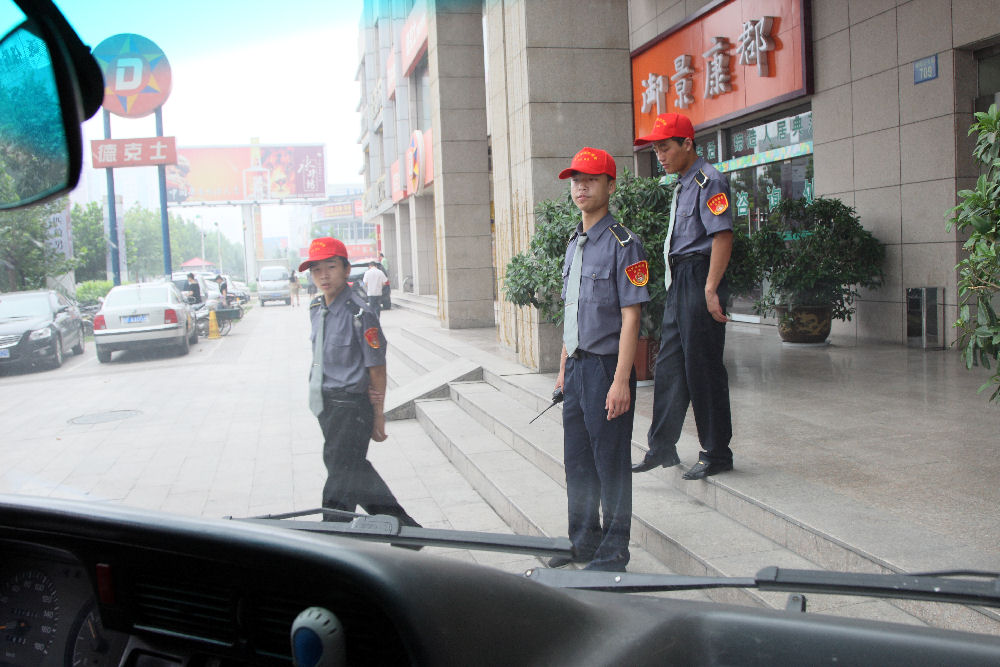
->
xmin=549 ymin=147 xmax=649 ymax=572
xmin=362 ymin=260 xmax=387 ymax=318
xmin=630 ymin=112 xmax=735 ymax=480
xmin=299 ymin=237 xmax=421 ymax=530
xmin=289 ymin=271 xmax=301 ymax=306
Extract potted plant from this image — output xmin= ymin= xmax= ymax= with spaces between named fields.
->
xmin=750 ymin=197 xmax=885 ymax=343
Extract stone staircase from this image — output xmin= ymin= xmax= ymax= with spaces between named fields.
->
xmin=381 ymin=320 xmax=1000 ymax=635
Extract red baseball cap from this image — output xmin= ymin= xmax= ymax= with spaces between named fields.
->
xmin=633 ymin=112 xmax=695 ymax=146
xmin=558 ymin=147 xmax=617 ymax=180
xmin=298 ymin=237 xmax=348 ymax=272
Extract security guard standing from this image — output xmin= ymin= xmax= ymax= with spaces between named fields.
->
xmin=300 ymin=237 xmax=421 ymax=528
xmin=548 ymin=148 xmax=650 ymax=572
xmin=631 ymin=112 xmax=734 ymax=480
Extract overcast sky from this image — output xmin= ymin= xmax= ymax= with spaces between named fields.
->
xmin=42 ymin=1 xmax=366 ymax=242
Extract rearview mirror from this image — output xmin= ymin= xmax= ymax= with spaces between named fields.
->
xmin=0 ymin=7 xmax=98 ymax=210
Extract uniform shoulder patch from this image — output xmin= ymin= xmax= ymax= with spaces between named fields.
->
xmin=694 ymin=169 xmax=709 ymax=189
xmin=707 ymin=192 xmax=729 ymax=215
xmin=624 ymin=260 xmax=649 ymax=287
xmin=309 ymin=296 xmax=324 ymax=308
xmin=608 ymin=223 xmax=633 ymax=247
xmin=364 ymin=327 xmax=381 ymax=349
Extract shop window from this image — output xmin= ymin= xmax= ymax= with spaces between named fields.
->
xmin=412 ymin=56 xmax=431 ymax=131
xmin=976 ymin=45 xmax=1000 ymax=112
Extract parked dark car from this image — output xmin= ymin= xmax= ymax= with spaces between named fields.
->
xmin=348 ymin=260 xmax=391 ymax=310
xmin=0 ymin=290 xmax=85 ymax=370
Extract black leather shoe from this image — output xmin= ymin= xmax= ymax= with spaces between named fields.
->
xmin=681 ymin=460 xmax=733 ymax=480
xmin=631 ymin=450 xmax=681 ymax=473
xmin=546 ymin=554 xmax=592 ymax=568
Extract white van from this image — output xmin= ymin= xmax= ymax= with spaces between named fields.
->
xmin=258 ymin=266 xmax=291 ymax=305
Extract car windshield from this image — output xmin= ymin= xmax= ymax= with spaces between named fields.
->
xmin=0 ymin=293 xmax=49 ymax=318
xmin=3 ymin=2 xmax=1000 ymax=653
xmin=259 ymin=268 xmax=288 ymax=281
xmin=104 ymin=285 xmax=170 ymax=307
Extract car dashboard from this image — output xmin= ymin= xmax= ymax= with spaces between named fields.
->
xmin=2 ymin=495 xmax=999 ymax=666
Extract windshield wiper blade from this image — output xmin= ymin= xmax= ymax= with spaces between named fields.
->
xmin=230 ymin=508 xmax=573 ymax=557
xmin=524 ymin=566 xmax=1000 ymax=609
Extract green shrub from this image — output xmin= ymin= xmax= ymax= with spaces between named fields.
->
xmin=75 ymin=280 xmax=113 ymax=305
xmin=948 ymin=103 xmax=1000 ymax=402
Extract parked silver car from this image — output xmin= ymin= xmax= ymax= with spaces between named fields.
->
xmin=93 ymin=283 xmax=198 ymax=363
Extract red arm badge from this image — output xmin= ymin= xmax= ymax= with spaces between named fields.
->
xmin=625 ymin=260 xmax=649 ymax=287
xmin=364 ymin=327 xmax=381 ymax=349
xmin=707 ymin=192 xmax=729 ymax=215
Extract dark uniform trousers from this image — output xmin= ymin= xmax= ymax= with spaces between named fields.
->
xmin=318 ymin=390 xmax=417 ymax=526
xmin=562 ymin=352 xmax=635 ymax=569
xmin=647 ymin=255 xmax=733 ymax=465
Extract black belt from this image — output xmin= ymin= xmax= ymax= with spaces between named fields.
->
xmin=668 ymin=252 xmax=709 ymax=269
xmin=569 ymin=349 xmax=614 ymax=360
xmin=322 ymin=389 xmax=366 ymax=402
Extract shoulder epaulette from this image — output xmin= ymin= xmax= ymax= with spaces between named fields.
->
xmin=309 ymin=296 xmax=324 ymax=308
xmin=608 ymin=223 xmax=633 ymax=247
xmin=694 ymin=169 xmax=709 ymax=189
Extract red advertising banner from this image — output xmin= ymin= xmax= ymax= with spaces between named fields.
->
xmin=631 ymin=0 xmax=809 ymax=137
xmin=166 ymin=144 xmax=325 ymax=203
xmin=313 ymin=202 xmax=357 ymax=219
xmin=401 ymin=0 xmax=428 ymax=75
xmin=92 ymin=137 xmax=177 ymax=168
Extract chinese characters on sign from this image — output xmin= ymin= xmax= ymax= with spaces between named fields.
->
xmin=671 ymin=55 xmax=695 ymax=109
xmin=703 ymin=37 xmax=732 ymax=98
xmin=767 ymin=185 xmax=782 ymax=210
xmin=735 ymin=190 xmax=750 ymax=217
xmin=736 ymin=17 xmax=774 ymax=77
xmin=644 ymin=15 xmax=775 ymax=116
xmin=91 ymin=137 xmax=177 ymax=169
xmin=641 ymin=72 xmax=667 ymax=114
xmin=632 ymin=0 xmax=808 ymax=137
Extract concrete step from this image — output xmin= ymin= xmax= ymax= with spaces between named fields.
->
xmin=389 ymin=291 xmax=438 ymax=319
xmin=413 ymin=396 xmax=701 ymax=593
xmin=466 ymin=372 xmax=1000 ymax=633
xmin=444 ymin=376 xmax=933 ymax=625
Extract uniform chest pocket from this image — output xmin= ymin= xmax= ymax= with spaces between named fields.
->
xmin=582 ymin=266 xmax=613 ymax=303
xmin=677 ymin=195 xmax=698 ymax=218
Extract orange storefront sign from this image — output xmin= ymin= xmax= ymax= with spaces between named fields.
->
xmin=631 ymin=0 xmax=810 ymax=139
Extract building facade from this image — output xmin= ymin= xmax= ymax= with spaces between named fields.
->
xmin=358 ymin=0 xmax=1000 ymax=370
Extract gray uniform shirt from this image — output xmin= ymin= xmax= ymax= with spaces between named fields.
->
xmin=669 ymin=156 xmax=734 ymax=257
xmin=561 ymin=213 xmax=650 ymax=355
xmin=309 ymin=288 xmax=387 ymax=393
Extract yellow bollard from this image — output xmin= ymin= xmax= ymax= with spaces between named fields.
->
xmin=208 ymin=309 xmax=220 ymax=339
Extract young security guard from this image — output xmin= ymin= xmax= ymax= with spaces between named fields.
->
xmin=300 ymin=237 xmax=421 ymax=528
xmin=631 ymin=112 xmax=735 ymax=480
xmin=550 ymin=147 xmax=650 ymax=572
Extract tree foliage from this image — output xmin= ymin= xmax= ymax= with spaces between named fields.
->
xmin=948 ymin=103 xmax=1000 ymax=403
xmin=70 ymin=201 xmax=107 ymax=282
xmin=0 ymin=174 xmax=74 ymax=292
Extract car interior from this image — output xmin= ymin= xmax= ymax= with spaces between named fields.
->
xmin=2 ymin=1 xmax=999 ymax=666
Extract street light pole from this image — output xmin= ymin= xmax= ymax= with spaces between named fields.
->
xmin=197 ymin=214 xmax=206 ymax=272
xmin=215 ymin=222 xmax=222 ymax=274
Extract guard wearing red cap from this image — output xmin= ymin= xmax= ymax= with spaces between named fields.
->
xmin=548 ymin=148 xmax=649 ymax=573
xmin=301 ymin=237 xmax=421 ymax=532
xmin=631 ymin=112 xmax=735 ymax=481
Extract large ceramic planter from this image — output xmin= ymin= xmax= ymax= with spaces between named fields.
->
xmin=634 ymin=336 xmax=658 ymax=381
xmin=775 ymin=305 xmax=832 ymax=344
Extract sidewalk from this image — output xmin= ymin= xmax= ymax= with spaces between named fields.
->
xmin=381 ymin=295 xmax=999 ymax=588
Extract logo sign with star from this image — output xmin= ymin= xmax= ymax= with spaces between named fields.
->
xmin=93 ymin=34 xmax=172 ymax=118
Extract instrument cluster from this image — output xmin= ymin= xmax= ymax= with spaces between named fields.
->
xmin=1 ymin=543 xmax=127 ymax=667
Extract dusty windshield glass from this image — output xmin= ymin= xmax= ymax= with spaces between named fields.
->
xmin=0 ymin=293 xmax=50 ymax=318
xmin=1 ymin=0 xmax=999 ymax=642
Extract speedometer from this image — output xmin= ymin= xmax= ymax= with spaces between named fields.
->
xmin=0 ymin=570 xmax=60 ymax=663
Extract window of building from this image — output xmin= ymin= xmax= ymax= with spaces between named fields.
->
xmin=412 ymin=55 xmax=431 ymax=131
xmin=976 ymin=44 xmax=1000 ymax=111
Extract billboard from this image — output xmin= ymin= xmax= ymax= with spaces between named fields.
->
xmin=166 ymin=144 xmax=325 ymax=203
xmin=92 ymin=137 xmax=177 ymax=169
